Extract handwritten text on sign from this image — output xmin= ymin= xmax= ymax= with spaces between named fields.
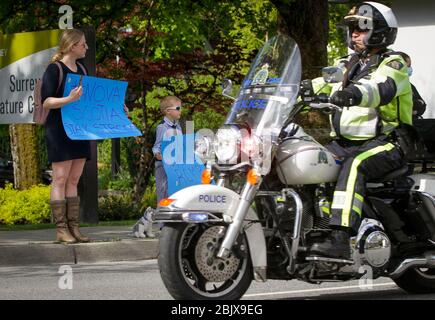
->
xmin=161 ymin=134 xmax=212 ymax=195
xmin=61 ymin=73 xmax=141 ymax=140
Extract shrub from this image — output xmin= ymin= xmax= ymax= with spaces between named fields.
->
xmin=108 ymin=168 xmax=133 ymax=191
xmin=98 ymin=192 xmax=142 ymax=221
xmin=0 ymin=183 xmax=51 ymax=225
xmin=0 ymin=181 xmax=157 ymax=224
xmin=140 ymin=184 xmax=157 ymax=211
xmin=98 ymin=167 xmax=133 ymax=191
xmin=98 ymin=182 xmax=157 ymax=221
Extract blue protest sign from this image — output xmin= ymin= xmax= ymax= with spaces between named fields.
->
xmin=161 ymin=134 xmax=212 ymax=195
xmin=61 ymin=73 xmax=142 ymax=140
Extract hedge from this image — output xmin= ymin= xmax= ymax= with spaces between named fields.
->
xmin=0 ymin=183 xmax=51 ymax=225
xmin=0 ymin=183 xmax=156 ymax=225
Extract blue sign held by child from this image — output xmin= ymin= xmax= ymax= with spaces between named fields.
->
xmin=161 ymin=134 xmax=213 ymax=195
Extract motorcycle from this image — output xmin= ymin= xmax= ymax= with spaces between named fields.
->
xmin=153 ymin=34 xmax=435 ymax=300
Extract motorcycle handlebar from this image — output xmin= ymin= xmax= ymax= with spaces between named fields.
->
xmin=309 ymin=102 xmax=342 ymax=112
xmin=317 ymin=94 xmax=330 ymax=104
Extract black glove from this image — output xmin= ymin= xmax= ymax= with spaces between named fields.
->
xmin=330 ymin=90 xmax=357 ymax=107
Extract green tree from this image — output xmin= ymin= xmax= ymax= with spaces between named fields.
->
xmin=96 ymin=0 xmax=278 ymax=201
xmin=0 ymin=0 xmax=356 ymax=202
xmin=270 ymin=0 xmax=356 ymax=132
xmin=328 ymin=3 xmax=349 ymax=65
xmin=0 ymin=0 xmax=277 ymax=197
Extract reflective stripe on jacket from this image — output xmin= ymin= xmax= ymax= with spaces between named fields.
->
xmin=312 ymin=52 xmax=413 ymax=141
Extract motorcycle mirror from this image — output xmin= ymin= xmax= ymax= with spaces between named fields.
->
xmin=222 ymin=78 xmax=236 ymax=101
xmin=322 ymin=66 xmax=344 ymax=83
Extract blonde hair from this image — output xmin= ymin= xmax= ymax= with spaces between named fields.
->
xmin=160 ymin=96 xmax=181 ymax=112
xmin=51 ymin=29 xmax=85 ymax=62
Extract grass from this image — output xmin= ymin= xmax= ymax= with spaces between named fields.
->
xmin=0 ymin=220 xmax=137 ymax=231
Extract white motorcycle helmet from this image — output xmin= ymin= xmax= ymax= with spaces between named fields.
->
xmin=344 ymin=1 xmax=398 ymax=50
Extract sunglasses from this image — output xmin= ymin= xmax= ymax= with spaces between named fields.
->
xmin=167 ymin=106 xmax=181 ymax=111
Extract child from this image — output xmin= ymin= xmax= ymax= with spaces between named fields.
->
xmin=152 ymin=96 xmax=183 ymax=204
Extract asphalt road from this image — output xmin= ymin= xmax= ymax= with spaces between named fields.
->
xmin=0 ymin=260 xmax=434 ymax=300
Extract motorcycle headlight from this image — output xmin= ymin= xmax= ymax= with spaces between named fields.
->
xmin=195 ymin=135 xmax=214 ymax=161
xmin=241 ymin=134 xmax=261 ymax=160
xmin=214 ymin=126 xmax=241 ymax=164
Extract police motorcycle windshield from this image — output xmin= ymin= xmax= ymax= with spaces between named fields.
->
xmin=225 ymin=35 xmax=301 ymax=139
xmin=221 ymin=34 xmax=301 ymax=174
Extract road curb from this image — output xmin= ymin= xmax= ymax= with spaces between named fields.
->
xmin=74 ymin=239 xmax=158 ymax=264
xmin=0 ymin=239 xmax=159 ymax=266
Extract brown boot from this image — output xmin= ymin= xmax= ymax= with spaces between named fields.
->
xmin=51 ymin=200 xmax=77 ymax=244
xmin=66 ymin=197 xmax=90 ymax=243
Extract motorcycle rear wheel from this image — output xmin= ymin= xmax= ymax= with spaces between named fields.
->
xmin=393 ymin=267 xmax=435 ymax=294
xmin=158 ymin=223 xmax=253 ymax=300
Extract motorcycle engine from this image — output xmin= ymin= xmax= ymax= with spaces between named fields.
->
xmin=354 ymin=219 xmax=391 ymax=269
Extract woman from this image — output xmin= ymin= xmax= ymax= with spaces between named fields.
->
xmin=41 ymin=29 xmax=90 ymax=243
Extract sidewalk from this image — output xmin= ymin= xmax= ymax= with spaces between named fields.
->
xmin=0 ymin=225 xmax=159 ymax=266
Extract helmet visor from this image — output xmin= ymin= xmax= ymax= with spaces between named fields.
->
xmin=344 ymin=15 xmax=373 ymax=33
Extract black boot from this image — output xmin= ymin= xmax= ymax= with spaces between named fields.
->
xmin=310 ymin=229 xmax=350 ymax=260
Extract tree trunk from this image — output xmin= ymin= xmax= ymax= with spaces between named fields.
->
xmin=271 ymin=0 xmax=330 ymax=136
xmin=271 ymin=0 xmax=329 ymax=79
xmin=9 ymin=124 xmax=42 ymax=190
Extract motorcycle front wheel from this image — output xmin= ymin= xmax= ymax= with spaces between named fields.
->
xmin=158 ymin=223 xmax=253 ymax=300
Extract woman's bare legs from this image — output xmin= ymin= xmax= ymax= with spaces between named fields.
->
xmin=51 ymin=160 xmax=73 ymax=200
xmin=65 ymin=158 xmax=86 ymax=197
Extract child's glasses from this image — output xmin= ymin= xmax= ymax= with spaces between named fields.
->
xmin=167 ymin=106 xmax=181 ymax=111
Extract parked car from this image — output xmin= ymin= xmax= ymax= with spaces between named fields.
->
xmin=0 ymin=153 xmax=52 ymax=188
xmin=0 ymin=155 xmax=14 ymax=188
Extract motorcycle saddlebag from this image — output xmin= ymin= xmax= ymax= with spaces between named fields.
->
xmin=393 ymin=123 xmax=428 ymax=161
xmin=414 ymin=119 xmax=435 ymax=155
xmin=406 ymin=192 xmax=435 ymax=242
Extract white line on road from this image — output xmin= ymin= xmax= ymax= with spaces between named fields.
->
xmin=244 ymin=282 xmax=397 ymax=298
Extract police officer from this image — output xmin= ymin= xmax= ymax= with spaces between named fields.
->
xmin=307 ymin=2 xmax=412 ymax=259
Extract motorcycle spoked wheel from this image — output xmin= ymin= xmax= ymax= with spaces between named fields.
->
xmin=393 ymin=267 xmax=435 ymax=294
xmin=158 ymin=223 xmax=253 ymax=300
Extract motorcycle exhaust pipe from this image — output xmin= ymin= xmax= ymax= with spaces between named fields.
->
xmin=389 ymin=251 xmax=435 ymax=278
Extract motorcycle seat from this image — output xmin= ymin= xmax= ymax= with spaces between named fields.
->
xmin=368 ymin=165 xmax=409 ymax=183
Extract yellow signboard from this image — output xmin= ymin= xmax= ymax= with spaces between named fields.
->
xmin=0 ymin=29 xmax=63 ymax=124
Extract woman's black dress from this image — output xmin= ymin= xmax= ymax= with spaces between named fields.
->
xmin=41 ymin=61 xmax=91 ymax=163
